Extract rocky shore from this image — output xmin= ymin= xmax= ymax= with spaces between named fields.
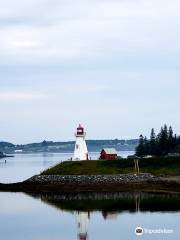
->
xmin=27 ymin=173 xmax=159 ymax=184
xmin=0 ymin=173 xmax=180 ymax=194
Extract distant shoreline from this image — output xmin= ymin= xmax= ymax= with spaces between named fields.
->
xmin=0 ymin=139 xmax=138 ymax=154
xmin=12 ymin=150 xmax=134 ymax=154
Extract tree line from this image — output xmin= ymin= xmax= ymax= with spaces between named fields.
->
xmin=136 ymin=125 xmax=180 ymax=157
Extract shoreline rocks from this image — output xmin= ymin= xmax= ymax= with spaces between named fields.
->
xmin=26 ymin=173 xmax=159 ymax=185
xmin=1 ymin=173 xmax=180 ymax=194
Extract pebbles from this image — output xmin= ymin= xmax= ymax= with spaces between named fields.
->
xmin=27 ymin=173 xmax=159 ymax=185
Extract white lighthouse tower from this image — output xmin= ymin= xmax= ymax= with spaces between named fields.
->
xmin=73 ymin=124 xmax=89 ymax=161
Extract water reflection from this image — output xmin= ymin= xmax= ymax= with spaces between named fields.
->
xmin=76 ymin=211 xmax=90 ymax=240
xmin=38 ymin=192 xmax=180 ymax=212
xmin=31 ymin=192 xmax=180 ymax=240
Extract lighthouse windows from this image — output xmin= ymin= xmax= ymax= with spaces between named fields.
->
xmin=76 ymin=144 xmax=79 ymax=149
xmin=77 ymin=129 xmax=83 ymax=135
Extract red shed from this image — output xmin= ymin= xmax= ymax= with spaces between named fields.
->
xmin=100 ymin=148 xmax=118 ymax=160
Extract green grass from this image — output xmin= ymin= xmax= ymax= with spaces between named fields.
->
xmin=41 ymin=157 xmax=180 ymax=176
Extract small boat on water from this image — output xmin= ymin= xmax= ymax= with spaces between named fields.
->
xmin=0 ymin=151 xmax=14 ymax=159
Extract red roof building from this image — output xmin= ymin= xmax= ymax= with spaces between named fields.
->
xmin=100 ymin=148 xmax=118 ymax=160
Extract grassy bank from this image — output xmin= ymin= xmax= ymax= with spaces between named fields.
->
xmin=41 ymin=157 xmax=180 ymax=176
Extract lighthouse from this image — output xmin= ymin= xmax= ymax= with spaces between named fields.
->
xmin=73 ymin=124 xmax=89 ymax=161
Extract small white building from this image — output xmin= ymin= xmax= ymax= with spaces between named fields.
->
xmin=73 ymin=124 xmax=89 ymax=161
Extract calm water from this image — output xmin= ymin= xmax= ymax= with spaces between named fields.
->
xmin=0 ymin=152 xmax=179 ymax=240
xmin=0 ymin=151 xmax=134 ymax=183
xmin=0 ymin=192 xmax=179 ymax=240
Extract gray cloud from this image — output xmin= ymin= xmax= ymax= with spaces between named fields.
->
xmin=0 ymin=0 xmax=180 ymax=143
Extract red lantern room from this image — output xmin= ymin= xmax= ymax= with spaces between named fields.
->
xmin=76 ymin=124 xmax=84 ymax=136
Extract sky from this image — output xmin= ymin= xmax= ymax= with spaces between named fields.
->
xmin=0 ymin=0 xmax=180 ymax=144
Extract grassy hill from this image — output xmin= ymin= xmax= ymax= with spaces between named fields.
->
xmin=41 ymin=157 xmax=180 ymax=176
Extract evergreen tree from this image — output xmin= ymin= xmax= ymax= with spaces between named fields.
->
xmin=168 ymin=126 xmax=174 ymax=151
xmin=150 ymin=128 xmax=156 ymax=155
xmin=174 ymin=134 xmax=178 ymax=149
xmin=158 ymin=125 xmax=169 ymax=155
xmin=135 ymin=124 xmax=180 ymax=156
xmin=177 ymin=136 xmax=180 ymax=145
xmin=144 ymin=137 xmax=150 ymax=155
xmin=136 ymin=135 xmax=145 ymax=157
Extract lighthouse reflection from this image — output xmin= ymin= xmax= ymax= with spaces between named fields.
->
xmin=75 ymin=210 xmax=119 ymax=240
xmin=36 ymin=192 xmax=180 ymax=240
xmin=76 ymin=211 xmax=90 ymax=240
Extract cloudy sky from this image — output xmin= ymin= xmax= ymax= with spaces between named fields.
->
xmin=0 ymin=0 xmax=180 ymax=143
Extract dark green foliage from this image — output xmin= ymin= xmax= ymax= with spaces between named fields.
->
xmin=41 ymin=193 xmax=180 ymax=212
xmin=150 ymin=128 xmax=156 ymax=155
xmin=136 ymin=125 xmax=180 ymax=157
xmin=136 ymin=135 xmax=145 ymax=157
xmin=175 ymin=144 xmax=180 ymax=153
